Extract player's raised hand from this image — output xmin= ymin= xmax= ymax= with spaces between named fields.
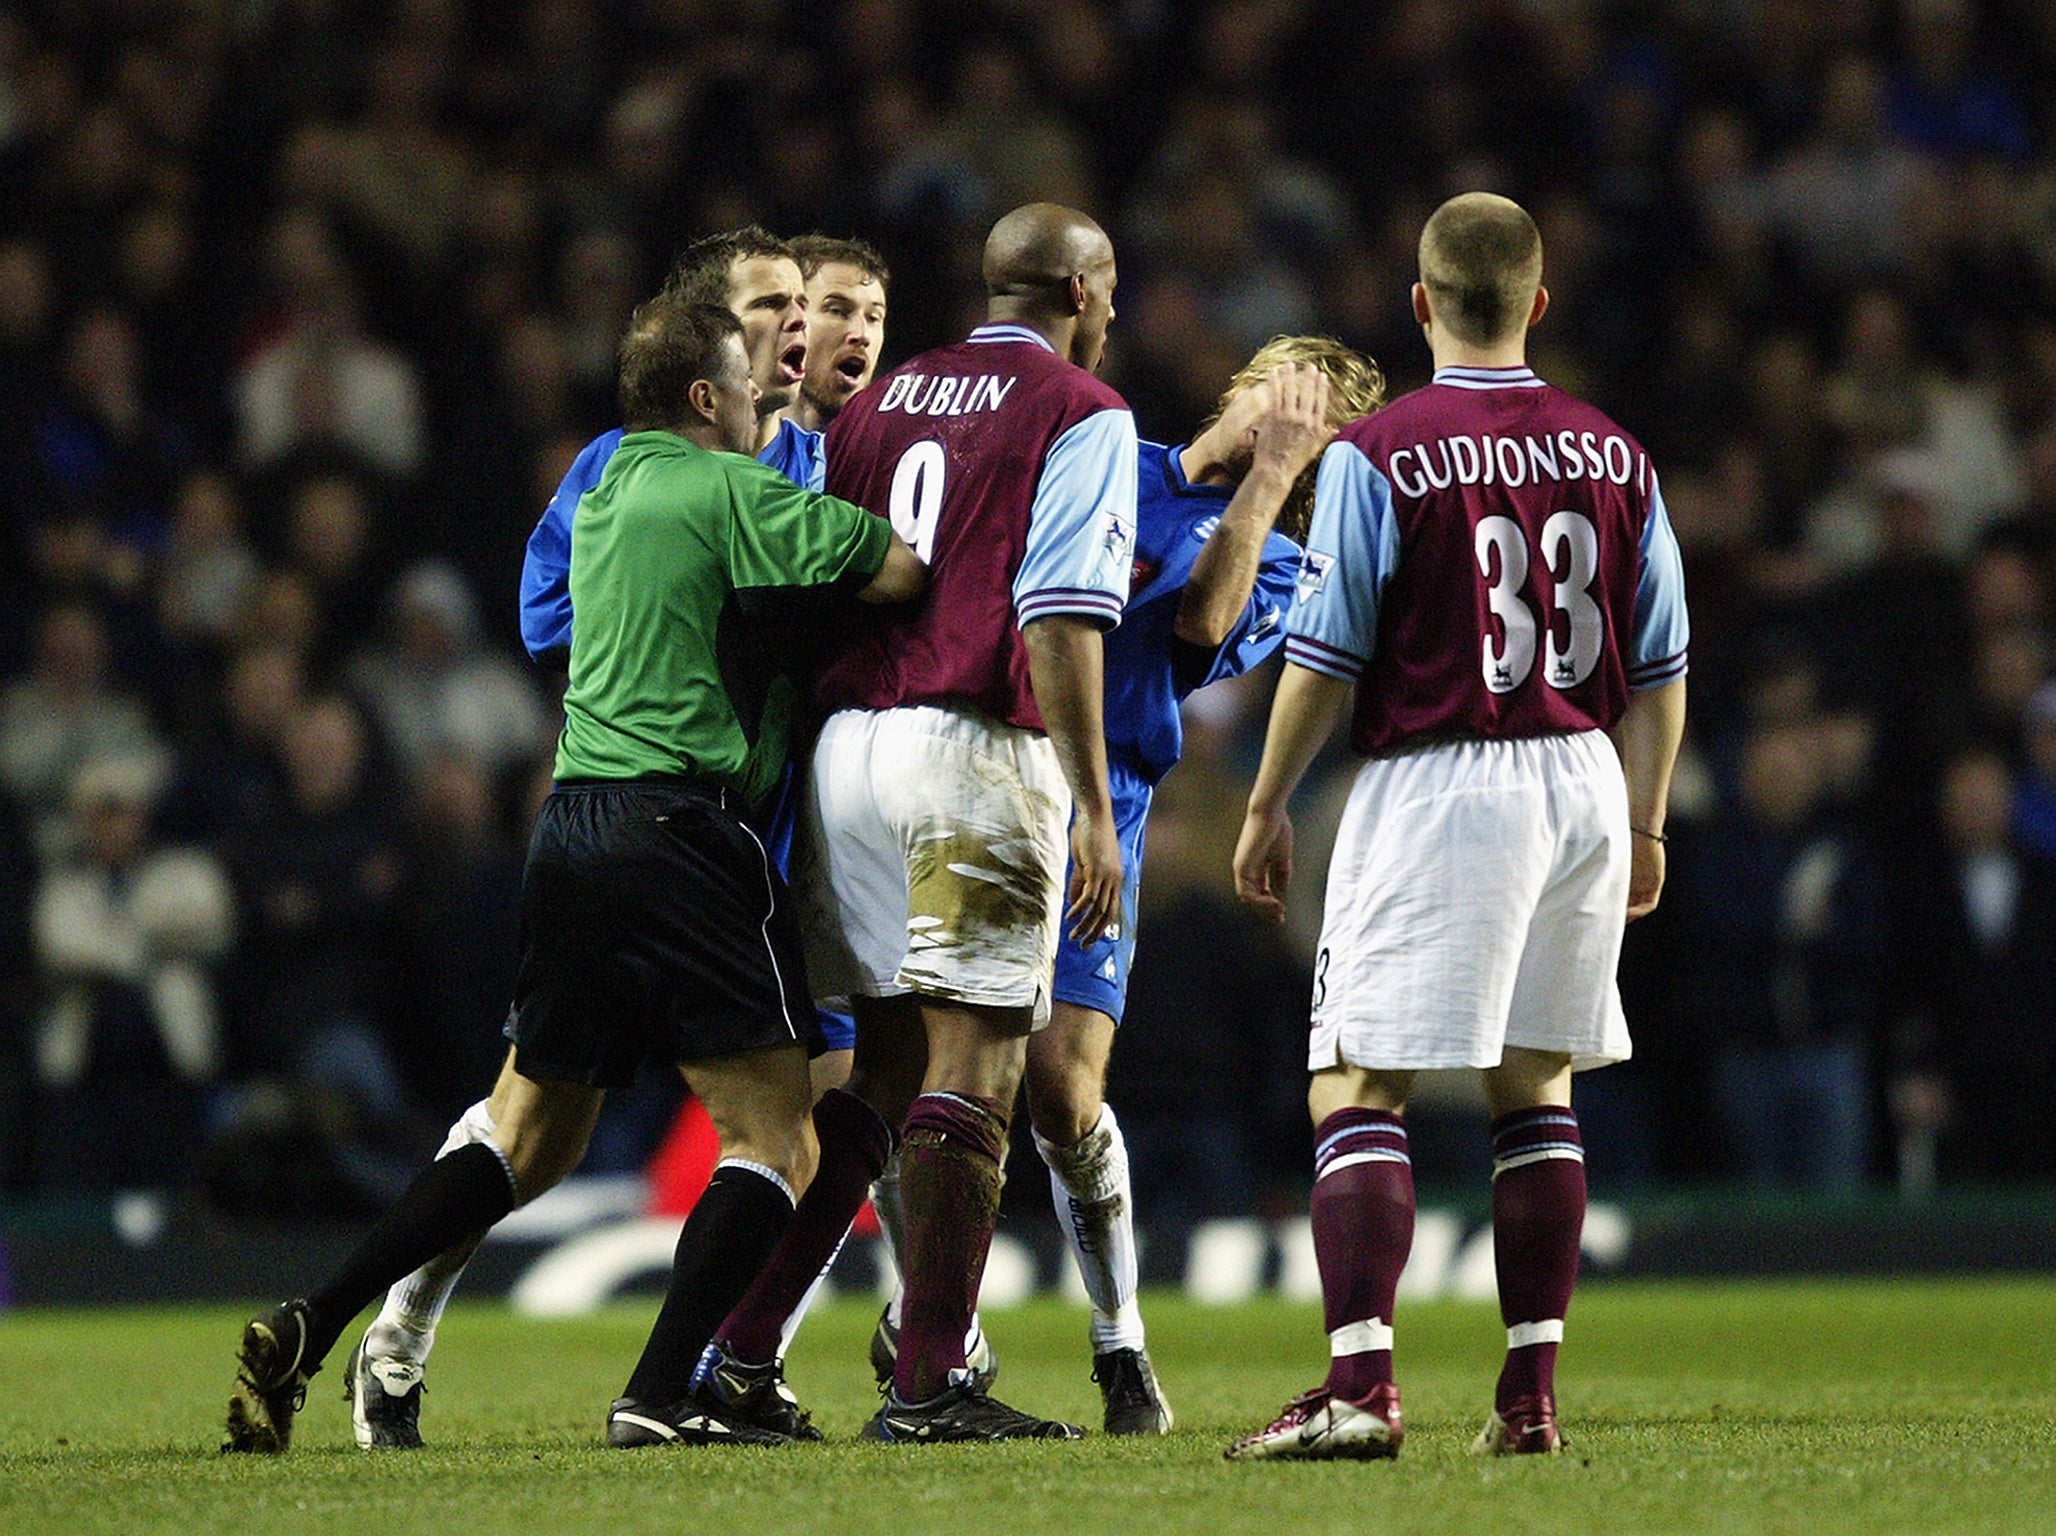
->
xmin=1066 ymin=805 xmax=1124 ymax=945
xmin=1250 ymin=362 xmax=1336 ymax=481
xmin=1233 ymin=802 xmax=1295 ymax=923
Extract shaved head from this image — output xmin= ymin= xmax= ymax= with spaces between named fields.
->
xmin=1418 ymin=192 xmax=1543 ymax=347
xmin=983 ymin=203 xmax=1113 ymax=299
xmin=981 ymin=203 xmax=1119 ymax=371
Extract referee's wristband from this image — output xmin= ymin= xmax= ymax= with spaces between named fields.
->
xmin=1631 ymin=826 xmax=1668 ymax=844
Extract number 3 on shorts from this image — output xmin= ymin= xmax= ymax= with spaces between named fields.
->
xmin=889 ymin=440 xmax=946 ymax=563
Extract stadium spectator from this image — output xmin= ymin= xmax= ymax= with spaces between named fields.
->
xmin=1689 ymin=718 xmax=1884 ymax=1190
xmin=234 ymin=211 xmax=423 ymax=481
xmin=343 ymin=559 xmax=551 ymax=786
xmin=155 ymin=468 xmax=262 ymax=651
xmin=0 ymin=600 xmax=167 ymax=861
xmin=222 ymin=693 xmax=404 ymax=1125
xmin=30 ymin=752 xmax=234 ymax=1192
xmin=0 ymin=782 xmax=40 ymax=1191
xmin=1892 ymin=747 xmax=2056 ymax=1183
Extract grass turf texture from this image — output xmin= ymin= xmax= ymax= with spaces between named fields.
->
xmin=0 ymin=1279 xmax=2050 ymax=1535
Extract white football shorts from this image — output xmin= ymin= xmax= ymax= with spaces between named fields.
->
xmin=797 ymin=704 xmax=1070 ymax=1026
xmin=1308 ymin=730 xmax=1632 ymax=1073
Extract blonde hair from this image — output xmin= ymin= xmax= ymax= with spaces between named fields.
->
xmin=1200 ymin=335 xmax=1387 ymax=542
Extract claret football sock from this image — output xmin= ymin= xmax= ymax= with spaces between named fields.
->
xmin=1035 ymin=1104 xmax=1144 ymax=1354
xmin=1488 ymin=1106 xmax=1585 ymax=1409
xmin=716 ymin=1086 xmax=894 ymax=1363
xmin=305 ymin=1141 xmax=518 ymax=1368
xmin=1311 ymin=1107 xmax=1413 ymax=1403
xmin=855 ymin=1151 xmax=982 ymax=1365
xmin=621 ymin=1160 xmax=796 ymax=1406
xmin=895 ymin=1091 xmax=1009 ymax=1403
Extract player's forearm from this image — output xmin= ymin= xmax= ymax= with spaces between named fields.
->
xmin=1247 ymin=663 xmax=1353 ymax=815
xmin=1022 ymin=614 xmax=1115 ymax=822
xmin=855 ymin=530 xmax=928 ymax=603
xmin=1175 ymin=459 xmax=1297 ymax=647
xmin=1611 ymin=677 xmax=1686 ymax=834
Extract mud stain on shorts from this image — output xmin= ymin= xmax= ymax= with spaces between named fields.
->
xmin=904 ymin=826 xmax=1053 ymax=968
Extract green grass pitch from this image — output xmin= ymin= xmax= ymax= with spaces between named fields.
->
xmin=0 ymin=1278 xmax=2050 ymax=1535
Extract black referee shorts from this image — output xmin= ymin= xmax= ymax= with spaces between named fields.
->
xmin=509 ymin=780 xmax=823 ymax=1088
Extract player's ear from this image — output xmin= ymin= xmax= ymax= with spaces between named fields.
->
xmin=1067 ymin=270 xmax=1088 ymax=316
xmin=1411 ymin=282 xmax=1431 ymax=327
xmin=1529 ymin=285 xmax=1550 ymax=328
xmin=688 ymin=376 xmax=719 ymax=424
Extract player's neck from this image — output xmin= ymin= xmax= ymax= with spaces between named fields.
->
xmin=752 ymin=413 xmax=783 ymax=454
xmin=1430 ymin=337 xmax=1530 ymax=373
xmin=983 ymin=299 xmax=1069 ymax=356
xmin=783 ymin=398 xmax=827 ymax=436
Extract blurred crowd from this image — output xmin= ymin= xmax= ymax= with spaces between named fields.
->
xmin=4 ymin=0 xmax=2055 ymax=1216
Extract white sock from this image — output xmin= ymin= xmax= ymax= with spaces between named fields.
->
xmin=363 ymin=1099 xmax=496 ymax=1365
xmin=872 ymin=1153 xmax=907 ymax=1329
xmin=1036 ymin=1103 xmax=1144 ymax=1354
xmin=776 ymin=1223 xmax=851 ymax=1362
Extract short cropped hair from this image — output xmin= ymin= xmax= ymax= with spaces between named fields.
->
xmin=789 ymin=233 xmax=890 ymax=288
xmin=1198 ymin=335 xmax=1388 ymax=543
xmin=1418 ymin=194 xmax=1543 ymax=348
xmin=618 ymin=299 xmax=743 ymax=432
xmin=661 ymin=225 xmax=793 ymax=308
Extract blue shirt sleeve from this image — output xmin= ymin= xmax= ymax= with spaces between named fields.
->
xmin=1283 ymin=440 xmax=1399 ymax=681
xmin=1186 ymin=531 xmax=1300 ymax=695
xmin=1628 ymin=476 xmax=1690 ymax=688
xmin=519 ymin=429 xmax=621 ymax=661
xmin=1015 ymin=407 xmax=1137 ymax=630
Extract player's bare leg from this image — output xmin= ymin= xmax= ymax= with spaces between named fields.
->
xmin=809 ymin=1047 xmax=853 ymax=1098
xmin=693 ymin=996 xmax=919 ymax=1415
xmin=1025 ymin=1002 xmax=1169 ymax=1433
xmin=1471 ymin=1046 xmax=1578 ymax=1456
xmin=226 ymin=1059 xmax=602 ymax=1453
xmin=1227 ymin=1063 xmax=1413 ymax=1461
xmin=865 ymin=999 xmax=1082 ymax=1442
xmin=347 ymin=1062 xmax=515 ymax=1448
xmin=608 ymin=1044 xmax=824 ymax=1447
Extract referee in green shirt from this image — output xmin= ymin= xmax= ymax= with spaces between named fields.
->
xmin=226 ymin=299 xmax=923 ymax=1455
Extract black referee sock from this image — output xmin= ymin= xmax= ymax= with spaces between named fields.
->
xmin=303 ymin=1141 xmax=518 ymax=1368
xmin=621 ymin=1162 xmax=796 ymax=1407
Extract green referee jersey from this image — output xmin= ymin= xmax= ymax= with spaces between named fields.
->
xmin=555 ymin=430 xmax=892 ymax=798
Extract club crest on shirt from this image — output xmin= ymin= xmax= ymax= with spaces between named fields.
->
xmin=1131 ymin=555 xmax=1160 ymax=594
xmin=1295 ymin=550 xmax=1334 ymax=604
xmin=1102 ymin=513 xmax=1135 ymax=573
